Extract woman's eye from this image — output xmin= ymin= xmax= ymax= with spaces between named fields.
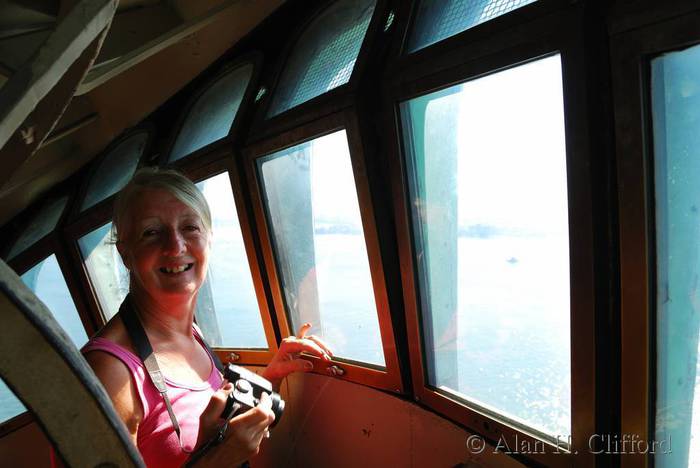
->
xmin=142 ymin=229 xmax=159 ymax=237
xmin=184 ymin=225 xmax=200 ymax=232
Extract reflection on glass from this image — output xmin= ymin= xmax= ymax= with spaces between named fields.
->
xmin=7 ymin=195 xmax=68 ymax=261
xmin=0 ymin=379 xmax=25 ymax=423
xmin=21 ymin=255 xmax=88 ymax=347
xmin=407 ymin=0 xmax=536 ymax=53
xmin=79 ymin=223 xmax=129 ymax=320
xmin=653 ymin=43 xmax=700 ymax=468
xmin=170 ymin=63 xmax=253 ymax=162
xmin=267 ymin=0 xmax=376 ymax=117
xmin=400 ymin=55 xmax=570 ymax=436
xmin=258 ymin=130 xmax=384 ymax=366
xmin=81 ymin=132 xmax=147 ymax=211
xmin=195 ymin=173 xmax=267 ymax=348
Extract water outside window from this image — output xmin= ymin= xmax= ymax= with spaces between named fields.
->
xmin=21 ymin=255 xmax=88 ymax=347
xmin=257 ymin=130 xmax=385 ymax=366
xmin=400 ymin=54 xmax=570 ymax=436
xmin=195 ymin=173 xmax=267 ymax=348
xmin=652 ymin=42 xmax=700 ymax=468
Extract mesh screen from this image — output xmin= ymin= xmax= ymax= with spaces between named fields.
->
xmin=408 ymin=0 xmax=536 ymax=52
xmin=81 ymin=131 xmax=147 ymax=211
xmin=7 ymin=195 xmax=68 ymax=260
xmin=169 ymin=63 xmax=253 ymax=162
xmin=267 ymin=0 xmax=376 ymax=117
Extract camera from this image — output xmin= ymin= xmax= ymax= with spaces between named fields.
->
xmin=220 ymin=363 xmax=285 ymax=428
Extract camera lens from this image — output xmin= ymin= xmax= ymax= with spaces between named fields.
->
xmin=269 ymin=393 xmax=285 ymax=428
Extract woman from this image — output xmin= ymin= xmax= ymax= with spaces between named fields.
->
xmin=83 ymin=168 xmax=332 ymax=467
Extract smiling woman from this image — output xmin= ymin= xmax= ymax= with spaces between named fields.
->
xmin=81 ymin=168 xmax=333 ymax=467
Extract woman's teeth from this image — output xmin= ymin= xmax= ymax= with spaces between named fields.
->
xmin=161 ymin=264 xmax=193 ymax=274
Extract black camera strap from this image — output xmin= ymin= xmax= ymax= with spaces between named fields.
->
xmin=118 ymin=295 xmax=187 ymax=451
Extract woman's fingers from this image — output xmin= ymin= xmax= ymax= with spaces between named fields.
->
xmin=280 ymin=336 xmax=331 ymax=361
xmin=296 ymin=322 xmax=312 ymax=339
xmin=305 ymin=334 xmax=333 ymax=358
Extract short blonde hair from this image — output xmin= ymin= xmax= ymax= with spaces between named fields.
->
xmin=112 ymin=167 xmax=211 ymax=241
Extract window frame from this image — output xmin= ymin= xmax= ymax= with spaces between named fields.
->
xmin=68 ymin=126 xmax=153 ymax=222
xmin=610 ymin=5 xmax=700 ymax=468
xmin=384 ymin=4 xmax=600 ymax=466
xmin=175 ymin=152 xmax=281 ymax=365
xmin=248 ymin=0 xmax=392 ymax=143
xmin=243 ymin=110 xmax=404 ymax=392
xmin=161 ymin=53 xmax=263 ymax=168
xmin=2 ymin=227 xmax=96 ymax=436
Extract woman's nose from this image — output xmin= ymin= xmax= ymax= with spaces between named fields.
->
xmin=162 ymin=229 xmax=186 ymax=255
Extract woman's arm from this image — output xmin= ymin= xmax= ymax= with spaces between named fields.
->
xmin=84 ymin=351 xmax=142 ymax=445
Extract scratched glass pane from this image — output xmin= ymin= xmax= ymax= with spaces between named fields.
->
xmin=195 ymin=173 xmax=267 ymax=348
xmin=653 ymin=43 xmax=700 ymax=468
xmin=408 ymin=0 xmax=537 ymax=53
xmin=6 ymin=195 xmax=68 ymax=260
xmin=267 ymin=0 xmax=375 ymax=117
xmin=21 ymin=254 xmax=88 ymax=347
xmin=0 ymin=379 xmax=25 ymax=424
xmin=257 ymin=130 xmax=384 ymax=366
xmin=400 ymin=55 xmax=570 ymax=436
xmin=170 ymin=63 xmax=253 ymax=162
xmin=79 ymin=222 xmax=129 ymax=320
xmin=81 ymin=131 xmax=147 ymax=211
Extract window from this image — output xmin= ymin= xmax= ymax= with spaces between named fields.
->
xmin=6 ymin=196 xmax=68 ymax=261
xmin=400 ymin=54 xmax=570 ymax=436
xmin=407 ymin=0 xmax=537 ymax=53
xmin=20 ymin=255 xmax=88 ymax=347
xmin=194 ymin=173 xmax=267 ymax=348
xmin=257 ymin=130 xmax=384 ymax=366
xmin=80 ymin=131 xmax=147 ymax=212
xmin=169 ymin=63 xmax=254 ymax=162
xmin=266 ymin=0 xmax=376 ymax=117
xmin=652 ymin=42 xmax=700 ymax=468
xmin=0 ymin=379 xmax=25 ymax=424
xmin=78 ymin=222 xmax=128 ymax=320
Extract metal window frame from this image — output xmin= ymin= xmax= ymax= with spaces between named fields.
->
xmin=610 ymin=5 xmax=700 ymax=468
xmin=384 ymin=3 xmax=603 ymax=466
xmin=243 ymin=110 xmax=404 ymax=392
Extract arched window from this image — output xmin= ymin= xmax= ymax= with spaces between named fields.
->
xmin=80 ymin=130 xmax=148 ymax=212
xmin=407 ymin=0 xmax=537 ymax=53
xmin=266 ymin=0 xmax=376 ymax=117
xmin=168 ymin=63 xmax=254 ymax=163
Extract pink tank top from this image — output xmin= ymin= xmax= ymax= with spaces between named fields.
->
xmin=82 ymin=332 xmax=223 ymax=468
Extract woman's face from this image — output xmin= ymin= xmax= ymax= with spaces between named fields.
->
xmin=117 ymin=188 xmax=211 ymax=304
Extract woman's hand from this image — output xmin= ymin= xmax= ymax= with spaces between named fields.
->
xmin=194 ymin=385 xmax=276 ymax=466
xmin=262 ymin=323 xmax=333 ymax=387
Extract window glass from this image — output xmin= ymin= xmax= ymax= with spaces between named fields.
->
xmin=257 ymin=130 xmax=384 ymax=366
xmin=21 ymin=254 xmax=88 ymax=347
xmin=407 ymin=0 xmax=536 ymax=53
xmin=652 ymin=43 xmax=700 ymax=468
xmin=0 ymin=379 xmax=26 ymax=424
xmin=81 ymin=132 xmax=147 ymax=211
xmin=78 ymin=223 xmax=128 ymax=320
xmin=400 ymin=54 xmax=570 ymax=436
xmin=7 ymin=195 xmax=68 ymax=261
xmin=195 ymin=173 xmax=267 ymax=348
xmin=169 ymin=63 xmax=254 ymax=162
xmin=267 ymin=0 xmax=376 ymax=117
